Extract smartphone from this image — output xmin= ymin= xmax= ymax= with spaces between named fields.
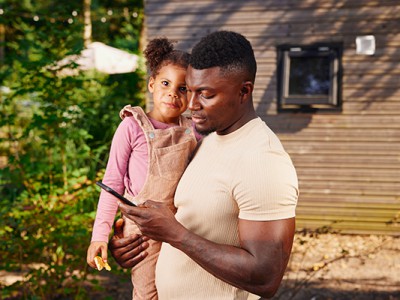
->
xmin=96 ymin=181 xmax=137 ymax=207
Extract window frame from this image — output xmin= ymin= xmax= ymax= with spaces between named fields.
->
xmin=277 ymin=43 xmax=343 ymax=112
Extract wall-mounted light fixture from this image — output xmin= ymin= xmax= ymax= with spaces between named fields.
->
xmin=356 ymin=35 xmax=375 ymax=55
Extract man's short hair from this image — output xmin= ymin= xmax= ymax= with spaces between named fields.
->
xmin=190 ymin=30 xmax=257 ymax=82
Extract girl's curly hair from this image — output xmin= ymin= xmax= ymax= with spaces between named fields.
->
xmin=143 ymin=38 xmax=190 ymax=77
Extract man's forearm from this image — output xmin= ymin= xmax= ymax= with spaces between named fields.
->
xmin=169 ymin=226 xmax=285 ymax=298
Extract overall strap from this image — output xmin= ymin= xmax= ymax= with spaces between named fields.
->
xmin=119 ymin=105 xmax=154 ymax=132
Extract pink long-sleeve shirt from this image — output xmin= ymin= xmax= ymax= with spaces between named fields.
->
xmin=91 ymin=115 xmax=201 ymax=242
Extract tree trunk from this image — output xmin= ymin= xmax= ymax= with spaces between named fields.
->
xmin=83 ymin=0 xmax=92 ymax=47
xmin=0 ymin=24 xmax=4 ymax=65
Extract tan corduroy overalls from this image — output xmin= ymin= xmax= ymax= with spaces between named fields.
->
xmin=119 ymin=105 xmax=197 ymax=300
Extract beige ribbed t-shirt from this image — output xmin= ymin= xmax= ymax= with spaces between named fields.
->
xmin=156 ymin=117 xmax=299 ymax=299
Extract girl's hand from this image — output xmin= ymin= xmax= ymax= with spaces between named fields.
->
xmin=87 ymin=241 xmax=108 ymax=269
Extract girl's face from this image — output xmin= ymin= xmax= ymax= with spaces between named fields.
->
xmin=148 ymin=63 xmax=188 ymax=124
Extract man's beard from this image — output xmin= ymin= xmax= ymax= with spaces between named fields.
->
xmin=195 ymin=125 xmax=216 ymax=137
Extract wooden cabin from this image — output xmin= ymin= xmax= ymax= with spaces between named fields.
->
xmin=143 ymin=0 xmax=400 ymax=235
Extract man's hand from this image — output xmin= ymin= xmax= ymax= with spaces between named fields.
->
xmin=117 ymin=200 xmax=186 ymax=244
xmin=108 ymin=218 xmax=150 ymax=268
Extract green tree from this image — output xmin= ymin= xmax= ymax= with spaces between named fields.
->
xmin=0 ymin=0 xmax=145 ymax=298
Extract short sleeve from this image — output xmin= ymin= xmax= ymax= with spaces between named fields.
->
xmin=232 ymin=149 xmax=299 ymax=221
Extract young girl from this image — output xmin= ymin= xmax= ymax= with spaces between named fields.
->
xmin=87 ymin=38 xmax=201 ymax=299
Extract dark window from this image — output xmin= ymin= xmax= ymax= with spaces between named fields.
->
xmin=277 ymin=44 xmax=342 ymax=112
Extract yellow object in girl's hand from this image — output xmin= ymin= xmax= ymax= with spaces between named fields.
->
xmin=94 ymin=256 xmax=111 ymax=271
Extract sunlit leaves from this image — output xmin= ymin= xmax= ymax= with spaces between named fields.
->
xmin=1 ymin=0 xmax=144 ymax=298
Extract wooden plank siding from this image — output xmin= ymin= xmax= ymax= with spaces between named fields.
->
xmin=144 ymin=0 xmax=400 ymax=235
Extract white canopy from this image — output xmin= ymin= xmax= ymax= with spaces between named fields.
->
xmin=54 ymin=42 xmax=139 ymax=75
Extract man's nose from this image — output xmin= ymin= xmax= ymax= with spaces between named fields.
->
xmin=188 ymin=92 xmax=200 ymax=110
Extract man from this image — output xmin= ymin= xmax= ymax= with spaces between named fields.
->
xmin=109 ymin=30 xmax=299 ymax=299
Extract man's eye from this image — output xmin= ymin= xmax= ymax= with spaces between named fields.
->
xmin=201 ymin=93 xmax=213 ymax=99
xmin=179 ymin=86 xmax=187 ymax=92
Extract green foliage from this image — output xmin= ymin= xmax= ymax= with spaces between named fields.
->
xmin=0 ymin=0 xmax=144 ymax=298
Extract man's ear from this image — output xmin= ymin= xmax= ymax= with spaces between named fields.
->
xmin=240 ymin=82 xmax=254 ymax=103
xmin=148 ymin=77 xmax=155 ymax=93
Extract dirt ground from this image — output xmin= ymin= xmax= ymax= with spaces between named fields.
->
xmin=272 ymin=233 xmax=400 ymax=300
xmin=1 ymin=233 xmax=399 ymax=299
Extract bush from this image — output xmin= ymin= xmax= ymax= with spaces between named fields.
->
xmin=0 ymin=1 xmax=145 ymax=298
